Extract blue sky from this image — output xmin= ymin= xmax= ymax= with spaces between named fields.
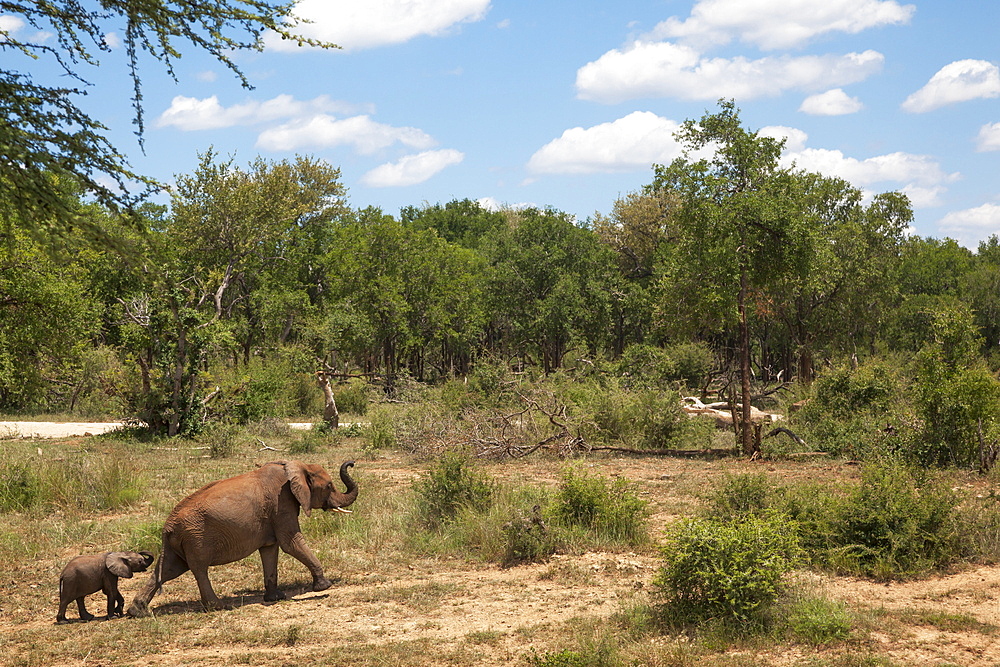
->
xmin=8 ymin=0 xmax=1000 ymax=248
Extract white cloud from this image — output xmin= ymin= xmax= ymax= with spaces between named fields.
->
xmin=759 ymin=126 xmax=809 ymax=152
xmin=902 ymin=59 xmax=1000 ymax=113
xmin=477 ymin=196 xmax=534 ymax=212
xmin=257 ymin=115 xmax=436 ymax=154
xmin=651 ymin=0 xmax=914 ymax=50
xmin=763 ymin=127 xmax=958 ymax=207
xmin=102 ymin=32 xmax=121 ymax=49
xmin=527 ymin=111 xmax=684 ymax=175
xmin=156 ymin=94 xmax=363 ymax=131
xmin=789 ymin=150 xmax=955 ymax=207
xmin=0 ymin=14 xmax=25 ymax=35
xmin=575 ymin=41 xmax=883 ymax=104
xmin=266 ymin=0 xmax=490 ymax=51
xmin=939 ymin=203 xmax=1000 ymax=247
xmin=799 ymin=88 xmax=863 ymax=115
xmin=976 ymin=122 xmax=1000 ymax=152
xmin=361 ymin=149 xmax=464 ymax=187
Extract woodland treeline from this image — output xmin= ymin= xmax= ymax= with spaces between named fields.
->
xmin=2 ymin=104 xmax=1000 ymax=458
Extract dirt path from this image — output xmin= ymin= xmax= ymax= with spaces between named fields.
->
xmin=0 ymin=421 xmax=331 ymax=439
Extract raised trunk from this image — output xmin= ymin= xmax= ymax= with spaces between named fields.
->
xmin=331 ymin=461 xmax=359 ymax=508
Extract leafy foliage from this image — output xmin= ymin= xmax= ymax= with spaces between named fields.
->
xmin=654 ymin=514 xmax=801 ymax=626
xmin=413 ymin=451 xmax=495 ymax=529
xmin=551 ymin=466 xmax=648 ymax=545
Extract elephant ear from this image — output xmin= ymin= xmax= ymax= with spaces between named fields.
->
xmin=105 ymin=553 xmax=134 ymax=578
xmin=284 ymin=461 xmax=313 ymax=517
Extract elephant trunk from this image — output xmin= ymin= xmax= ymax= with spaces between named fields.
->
xmin=327 ymin=460 xmax=358 ymax=510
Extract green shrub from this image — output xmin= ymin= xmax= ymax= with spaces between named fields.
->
xmin=702 ymin=472 xmax=775 ymax=522
xmin=809 ymin=361 xmax=899 ymax=418
xmin=203 ymin=423 xmax=241 ymax=459
xmin=831 ymin=460 xmax=961 ymax=578
xmin=230 ymin=362 xmax=286 ymax=424
xmin=364 ymin=405 xmax=397 ymax=452
xmin=0 ymin=463 xmax=40 ymax=511
xmin=616 ymin=342 xmax=714 ymax=390
xmin=413 ymin=451 xmax=494 ymax=529
xmin=527 ymin=649 xmax=603 ymax=667
xmin=551 ymin=467 xmax=648 ymax=545
xmin=585 ymin=384 xmax=693 ymax=450
xmin=335 ymin=378 xmax=372 ymax=416
xmin=501 ymin=504 xmax=556 ymax=567
xmin=654 ymin=514 xmax=801 ymax=627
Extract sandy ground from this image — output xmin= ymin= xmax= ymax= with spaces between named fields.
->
xmin=0 ymin=421 xmax=326 ymax=439
xmin=5 ymin=435 xmax=1000 ymax=665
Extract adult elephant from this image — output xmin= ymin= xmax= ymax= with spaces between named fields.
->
xmin=127 ymin=460 xmax=357 ymax=616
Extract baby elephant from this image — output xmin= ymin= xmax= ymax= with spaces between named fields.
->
xmin=57 ymin=551 xmax=155 ymax=623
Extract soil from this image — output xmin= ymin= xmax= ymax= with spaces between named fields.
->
xmin=4 ymin=425 xmax=1000 ymax=665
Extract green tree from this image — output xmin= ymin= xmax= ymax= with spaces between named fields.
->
xmin=169 ymin=151 xmax=348 ymax=363
xmin=592 ymin=189 xmax=679 ymax=354
xmin=650 ymin=100 xmax=803 ymax=455
xmin=401 ymin=199 xmax=506 ymax=250
xmin=482 ymin=208 xmax=615 ymax=373
xmin=320 ymin=208 xmax=485 ymax=382
xmin=769 ymin=175 xmax=909 ymax=380
xmin=2 ymin=0 xmax=333 ymax=248
xmin=0 ymin=227 xmax=99 ymax=411
xmin=914 ymin=304 xmax=1000 ymax=467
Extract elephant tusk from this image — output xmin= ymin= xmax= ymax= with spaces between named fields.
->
xmin=332 ymin=507 xmax=353 ymax=513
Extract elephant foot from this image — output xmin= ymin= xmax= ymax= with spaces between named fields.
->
xmin=312 ymin=577 xmax=332 ymax=592
xmin=264 ymin=590 xmax=286 ymax=602
xmin=56 ymin=617 xmax=68 ymax=625
xmin=126 ymin=602 xmax=150 ymax=618
xmin=80 ymin=613 xmax=95 ymax=622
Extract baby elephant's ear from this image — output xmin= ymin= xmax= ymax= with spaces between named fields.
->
xmin=105 ymin=552 xmax=134 ymax=578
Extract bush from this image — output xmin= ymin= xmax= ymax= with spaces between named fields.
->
xmin=0 ymin=462 xmax=40 ymax=511
xmin=551 ymin=466 xmax=648 ymax=545
xmin=501 ymin=504 xmax=556 ymax=567
xmin=654 ymin=514 xmax=801 ymax=627
xmin=582 ymin=382 xmax=694 ymax=451
xmin=203 ymin=423 xmax=241 ymax=459
xmin=335 ymin=378 xmax=373 ymax=416
xmin=616 ymin=342 xmax=714 ymax=390
xmin=413 ymin=451 xmax=494 ymax=529
xmin=702 ymin=472 xmax=775 ymax=523
xmin=830 ymin=460 xmax=961 ymax=578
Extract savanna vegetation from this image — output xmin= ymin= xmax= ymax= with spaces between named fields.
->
xmin=3 ymin=3 xmax=1000 ymax=658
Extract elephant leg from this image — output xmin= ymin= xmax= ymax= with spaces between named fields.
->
xmin=56 ymin=597 xmax=72 ymax=624
xmin=278 ymin=531 xmax=331 ymax=592
xmin=127 ymin=546 xmax=189 ymax=617
xmin=259 ymin=544 xmax=284 ymax=602
xmin=76 ymin=597 xmax=94 ymax=621
xmin=106 ymin=588 xmax=125 ymax=618
xmin=188 ymin=561 xmax=226 ymax=611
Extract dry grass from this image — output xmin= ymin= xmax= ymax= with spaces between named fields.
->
xmin=4 ymin=431 xmax=1000 ymax=666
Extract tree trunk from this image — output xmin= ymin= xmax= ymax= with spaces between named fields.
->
xmin=316 ymin=372 xmax=339 ymax=429
xmin=738 ymin=264 xmax=756 ymax=456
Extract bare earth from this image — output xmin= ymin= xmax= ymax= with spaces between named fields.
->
xmin=3 ymin=426 xmax=1000 ymax=665
xmin=0 ymin=421 xmax=319 ymax=439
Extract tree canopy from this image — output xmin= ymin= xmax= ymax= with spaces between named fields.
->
xmin=0 ymin=0 xmax=333 ymax=249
